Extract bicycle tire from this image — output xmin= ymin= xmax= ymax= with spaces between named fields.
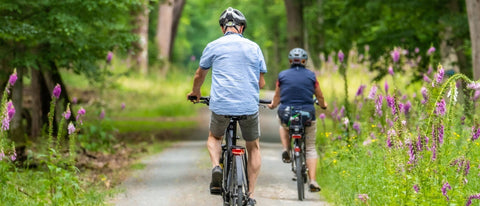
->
xmin=295 ymin=154 xmax=305 ymax=201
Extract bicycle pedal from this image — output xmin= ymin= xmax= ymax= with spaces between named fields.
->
xmin=210 ymin=188 xmax=222 ymax=196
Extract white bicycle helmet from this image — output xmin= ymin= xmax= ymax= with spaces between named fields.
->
xmin=288 ymin=48 xmax=308 ymax=66
xmin=219 ymin=7 xmax=247 ymax=32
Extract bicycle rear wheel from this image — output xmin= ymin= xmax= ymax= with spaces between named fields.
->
xmin=295 ymin=154 xmax=305 ymax=201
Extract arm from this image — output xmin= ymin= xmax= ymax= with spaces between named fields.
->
xmin=259 ymin=73 xmax=266 ymax=89
xmin=187 ymin=67 xmax=209 ymax=102
xmin=268 ymin=81 xmax=280 ymax=109
xmin=314 ymin=86 xmax=328 ymax=109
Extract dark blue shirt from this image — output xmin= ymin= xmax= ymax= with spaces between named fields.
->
xmin=277 ymin=65 xmax=318 ymax=121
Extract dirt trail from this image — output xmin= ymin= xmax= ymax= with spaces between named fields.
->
xmin=109 ymin=92 xmax=330 ymax=205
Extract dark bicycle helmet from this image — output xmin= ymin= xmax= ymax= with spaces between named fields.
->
xmin=219 ymin=7 xmax=247 ymax=31
xmin=288 ymin=48 xmax=308 ymax=65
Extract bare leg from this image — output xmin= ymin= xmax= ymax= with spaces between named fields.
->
xmin=279 ymin=126 xmax=290 ymax=151
xmin=206 ymin=131 xmax=222 ymax=167
xmin=246 ymin=139 xmax=261 ymax=198
xmin=306 ymin=158 xmax=317 ymax=181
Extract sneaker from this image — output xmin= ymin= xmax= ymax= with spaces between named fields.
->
xmin=246 ymin=198 xmax=256 ymax=206
xmin=282 ymin=150 xmax=291 ymax=163
xmin=309 ymin=181 xmax=321 ymax=192
xmin=210 ymin=166 xmax=222 ymax=195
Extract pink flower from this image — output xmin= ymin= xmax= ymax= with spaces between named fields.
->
xmin=72 ymin=97 xmax=78 ymax=104
xmin=67 ymin=122 xmax=75 ymax=135
xmin=2 ymin=101 xmax=15 ymax=131
xmin=77 ymin=108 xmax=86 ymax=116
xmin=391 ymin=50 xmax=400 ymax=63
xmin=388 ymin=66 xmax=394 ymax=76
xmin=53 ymin=84 xmax=61 ymax=99
xmin=357 ymin=194 xmax=369 ymax=203
xmin=319 ymin=113 xmax=326 ymax=121
xmin=8 ymin=70 xmax=17 ymax=86
xmin=121 ymin=102 xmax=126 ymax=110
xmin=414 ymin=47 xmax=420 ymax=53
xmin=427 ymin=46 xmax=436 ymax=55
xmin=384 ymin=81 xmax=389 ymax=94
xmin=99 ymin=110 xmax=105 ymax=120
xmin=367 ymin=85 xmax=377 ymax=100
xmin=63 ymin=107 xmax=71 ymax=120
xmin=338 ymin=50 xmax=344 ymax=63
xmin=413 ymin=184 xmax=419 ymax=193
xmin=356 ymin=85 xmax=366 ymax=97
xmin=107 ymin=51 xmax=113 ymax=64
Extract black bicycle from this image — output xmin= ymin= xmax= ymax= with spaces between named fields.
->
xmin=190 ymin=96 xmax=270 ymax=206
xmin=286 ymin=107 xmax=311 ymax=201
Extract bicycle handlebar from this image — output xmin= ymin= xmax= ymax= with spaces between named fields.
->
xmin=188 ymin=96 xmax=271 ymax=105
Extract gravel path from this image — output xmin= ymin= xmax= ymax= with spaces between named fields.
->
xmin=110 ymin=92 xmax=330 ymax=206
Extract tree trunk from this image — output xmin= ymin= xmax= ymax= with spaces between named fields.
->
xmin=284 ymin=0 xmax=304 ymax=50
xmin=466 ymin=0 xmax=480 ymax=80
xmin=132 ymin=0 xmax=150 ymax=75
xmin=169 ymin=0 xmax=186 ymax=57
xmin=30 ymin=68 xmax=50 ymax=138
xmin=156 ymin=0 xmax=175 ymax=61
xmin=11 ymin=66 xmax=25 ymax=144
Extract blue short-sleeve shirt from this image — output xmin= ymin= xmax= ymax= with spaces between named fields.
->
xmin=199 ymin=32 xmax=267 ymax=115
xmin=277 ymin=65 xmax=318 ymax=120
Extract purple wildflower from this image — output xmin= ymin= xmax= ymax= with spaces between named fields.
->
xmin=121 ymin=102 xmax=126 ymax=110
xmin=353 ymin=122 xmax=361 ymax=134
xmin=8 ymin=70 xmax=17 ymax=86
xmin=99 ymin=110 xmax=105 ymax=120
xmin=388 ymin=66 xmax=394 ymax=76
xmin=436 ymin=99 xmax=446 ymax=116
xmin=319 ymin=113 xmax=326 ymax=121
xmin=474 ymin=91 xmax=480 ymax=101
xmin=467 ymin=82 xmax=480 ymax=90
xmin=415 ymin=47 xmax=420 ymax=53
xmin=338 ymin=50 xmax=344 ymax=63
xmin=423 ymin=74 xmax=431 ymax=83
xmin=107 ymin=51 xmax=113 ymax=64
xmin=375 ymin=95 xmax=383 ymax=117
xmin=441 ymin=182 xmax=451 ymax=201
xmin=2 ymin=101 xmax=15 ymax=131
xmin=403 ymin=101 xmax=411 ymax=115
xmin=421 ymin=87 xmax=428 ymax=104
xmin=466 ymin=194 xmax=480 ymax=206
xmin=387 ymin=129 xmax=395 ymax=148
xmin=76 ymin=107 xmax=86 ymax=124
xmin=384 ymin=81 xmax=389 ymax=94
xmin=436 ymin=66 xmax=444 ymax=83
xmin=407 ymin=140 xmax=415 ymax=164
xmin=416 ymin=134 xmax=423 ymax=151
xmin=53 ymin=84 xmax=61 ymax=99
xmin=356 ymin=85 xmax=366 ymax=97
xmin=11 ymin=150 xmax=16 ymax=161
xmin=391 ymin=50 xmax=400 ymax=63
xmin=357 ymin=194 xmax=369 ymax=203
xmin=438 ymin=124 xmax=444 ymax=145
xmin=72 ymin=97 xmax=78 ymax=104
xmin=63 ymin=107 xmax=71 ymax=120
xmin=0 ymin=150 xmax=4 ymax=160
xmin=413 ymin=184 xmax=419 ymax=193
xmin=427 ymin=46 xmax=436 ymax=55
xmin=67 ymin=122 xmax=75 ymax=135
xmin=431 ymin=142 xmax=437 ymax=161
xmin=386 ymin=95 xmax=396 ymax=115
xmin=465 ymin=160 xmax=471 ymax=176
xmin=472 ymin=127 xmax=480 ymax=141
xmin=7 ymin=101 xmax=15 ymax=120
xmin=367 ymin=86 xmax=377 ymax=100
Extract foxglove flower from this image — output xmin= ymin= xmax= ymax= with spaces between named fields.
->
xmin=63 ymin=107 xmax=71 ymax=120
xmin=427 ymin=46 xmax=436 ymax=55
xmin=386 ymin=95 xmax=396 ymax=115
xmin=472 ymin=127 xmax=480 ymax=141
xmin=319 ymin=113 xmax=326 ymax=121
xmin=413 ymin=184 xmax=419 ymax=193
xmin=121 ymin=102 xmax=126 ymax=110
xmin=421 ymin=87 xmax=428 ymax=104
xmin=353 ymin=122 xmax=361 ymax=134
xmin=356 ymin=85 xmax=366 ymax=97
xmin=391 ymin=50 xmax=400 ymax=63
xmin=423 ymin=74 xmax=431 ymax=83
xmin=416 ymin=135 xmax=423 ymax=151
xmin=2 ymin=101 xmax=15 ymax=131
xmin=8 ymin=70 xmax=17 ymax=86
xmin=357 ymin=194 xmax=369 ymax=203
xmin=107 ymin=51 xmax=113 ymax=64
xmin=367 ymin=86 xmax=377 ymax=100
xmin=467 ymin=82 xmax=480 ymax=90
xmin=375 ymin=95 xmax=383 ymax=117
xmin=438 ymin=124 xmax=444 ymax=145
xmin=338 ymin=50 xmax=344 ymax=63
xmin=384 ymin=81 xmax=389 ymax=94
xmin=466 ymin=194 xmax=480 ymax=206
xmin=388 ymin=66 xmax=394 ymax=76
xmin=474 ymin=90 xmax=480 ymax=102
xmin=414 ymin=47 xmax=420 ymax=53
xmin=436 ymin=66 xmax=444 ymax=83
xmin=72 ymin=97 xmax=78 ymax=104
xmin=465 ymin=160 xmax=471 ymax=176
xmin=76 ymin=107 xmax=86 ymax=124
xmin=53 ymin=84 xmax=61 ymax=99
xmin=441 ymin=182 xmax=451 ymax=201
xmin=407 ymin=139 xmax=415 ymax=164
xmin=68 ymin=122 xmax=76 ymax=135
xmin=99 ymin=110 xmax=105 ymax=120
xmin=436 ymin=99 xmax=446 ymax=116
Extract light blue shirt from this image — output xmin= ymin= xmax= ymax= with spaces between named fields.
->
xmin=199 ymin=32 xmax=267 ymax=115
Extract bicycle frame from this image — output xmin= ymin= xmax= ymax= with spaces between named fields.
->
xmin=288 ymin=110 xmax=308 ymax=201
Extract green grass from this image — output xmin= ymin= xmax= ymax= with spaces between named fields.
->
xmin=112 ymin=120 xmax=196 ymax=133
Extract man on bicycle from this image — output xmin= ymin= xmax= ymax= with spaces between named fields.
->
xmin=267 ymin=48 xmax=327 ymax=192
xmin=187 ymin=7 xmax=267 ymax=205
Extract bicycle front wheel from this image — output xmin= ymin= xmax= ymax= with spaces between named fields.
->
xmin=295 ymin=154 xmax=305 ymax=201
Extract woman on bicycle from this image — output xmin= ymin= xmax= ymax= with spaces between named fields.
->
xmin=267 ymin=48 xmax=327 ymax=192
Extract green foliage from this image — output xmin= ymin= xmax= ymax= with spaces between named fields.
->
xmin=0 ymin=0 xmax=141 ymax=80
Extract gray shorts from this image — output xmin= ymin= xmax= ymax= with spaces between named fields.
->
xmin=210 ymin=112 xmax=260 ymax=141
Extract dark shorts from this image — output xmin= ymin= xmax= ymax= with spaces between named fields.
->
xmin=210 ymin=112 xmax=260 ymax=141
